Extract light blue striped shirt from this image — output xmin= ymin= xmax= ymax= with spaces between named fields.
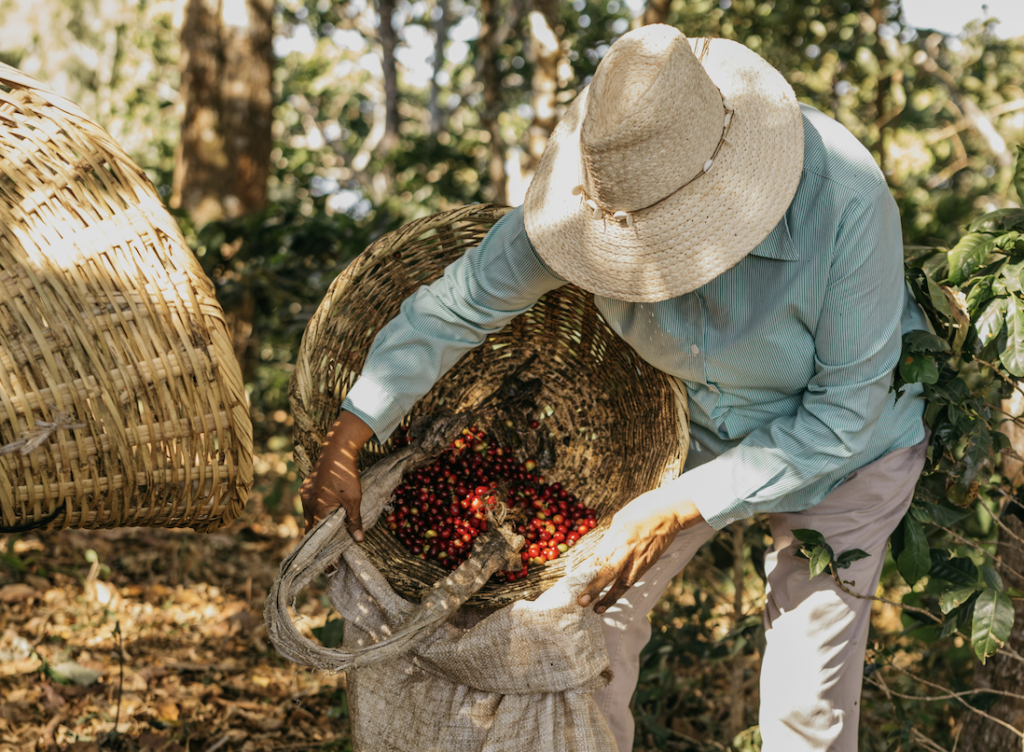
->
xmin=342 ymin=105 xmax=928 ymax=529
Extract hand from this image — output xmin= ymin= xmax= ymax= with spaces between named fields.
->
xmin=300 ymin=411 xmax=375 ymax=539
xmin=577 ymin=483 xmax=704 ymax=613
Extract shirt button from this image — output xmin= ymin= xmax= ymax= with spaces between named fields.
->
xmin=689 ymin=344 xmax=700 ymax=356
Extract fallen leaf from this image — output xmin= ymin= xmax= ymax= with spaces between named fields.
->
xmin=50 ymin=660 xmax=103 ymax=687
xmin=41 ymin=680 xmax=66 ymax=710
xmin=0 ymin=656 xmax=41 ymax=676
xmin=155 ymin=701 xmax=179 ymax=722
xmin=0 ymin=583 xmax=38 ymax=603
xmin=228 ymin=611 xmax=260 ymax=631
xmin=288 ymin=707 xmax=316 ymax=723
xmin=23 ymin=574 xmax=51 ymax=591
xmin=138 ymin=730 xmax=170 ymax=750
xmin=91 ymin=580 xmax=115 ymax=606
xmin=260 ymin=716 xmax=285 ymax=732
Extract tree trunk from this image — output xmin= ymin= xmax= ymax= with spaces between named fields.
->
xmin=429 ymin=0 xmax=451 ymax=135
xmin=377 ymin=0 xmax=400 ymax=153
xmin=642 ymin=0 xmax=671 ymax=26
xmin=526 ymin=0 xmax=563 ymax=172
xmin=172 ymin=0 xmax=273 ymax=381
xmin=478 ymin=0 xmax=507 ymax=204
xmin=958 ymin=513 xmax=1024 ymax=752
xmin=172 ymin=0 xmax=273 ymax=227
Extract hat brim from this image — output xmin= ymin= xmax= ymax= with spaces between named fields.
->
xmin=524 ymin=37 xmax=805 ymax=303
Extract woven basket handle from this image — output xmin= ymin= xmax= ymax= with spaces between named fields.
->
xmin=264 ymin=416 xmax=524 ymax=672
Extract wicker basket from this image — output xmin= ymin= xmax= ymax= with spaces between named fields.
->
xmin=290 ymin=205 xmax=688 ymax=606
xmin=0 ymin=64 xmax=253 ymax=533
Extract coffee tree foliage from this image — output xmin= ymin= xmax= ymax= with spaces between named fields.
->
xmin=894 ymin=155 xmax=1024 ymax=652
xmin=3 ymin=0 xmax=1024 ymax=748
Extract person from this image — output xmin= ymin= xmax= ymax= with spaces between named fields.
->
xmin=300 ymin=24 xmax=930 ymax=752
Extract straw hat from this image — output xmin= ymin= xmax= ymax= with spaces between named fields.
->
xmin=523 ymin=25 xmax=804 ymax=303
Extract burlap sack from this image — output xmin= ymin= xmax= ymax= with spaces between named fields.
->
xmin=266 ymin=416 xmax=619 ymax=752
xmin=330 ymin=541 xmax=617 ymax=752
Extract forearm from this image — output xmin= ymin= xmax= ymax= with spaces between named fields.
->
xmin=342 ymin=206 xmax=564 ymax=441
xmin=321 ymin=410 xmax=375 ymax=466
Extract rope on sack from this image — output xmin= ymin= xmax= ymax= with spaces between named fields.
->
xmin=264 ymin=414 xmax=525 ymax=672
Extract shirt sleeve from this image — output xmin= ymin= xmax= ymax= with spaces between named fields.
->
xmin=683 ymin=183 xmax=907 ymax=529
xmin=341 ymin=206 xmax=566 ymax=442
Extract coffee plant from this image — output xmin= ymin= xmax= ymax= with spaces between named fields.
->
xmin=801 ymin=147 xmax=1024 ymax=669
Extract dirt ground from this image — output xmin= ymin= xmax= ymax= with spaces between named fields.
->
xmin=0 ymin=496 xmax=349 ymax=752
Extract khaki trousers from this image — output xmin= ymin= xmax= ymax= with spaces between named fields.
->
xmin=592 ymin=435 xmax=928 ymax=752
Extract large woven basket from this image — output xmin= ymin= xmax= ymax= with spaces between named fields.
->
xmin=291 ymin=205 xmax=688 ymax=607
xmin=0 ymin=65 xmax=253 ymax=533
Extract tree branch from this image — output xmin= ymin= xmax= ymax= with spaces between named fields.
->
xmin=869 ymin=660 xmax=1024 ymax=740
xmin=829 ymin=565 xmax=943 ymax=624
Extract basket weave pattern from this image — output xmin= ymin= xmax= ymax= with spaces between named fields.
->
xmin=0 ymin=65 xmax=253 ymax=532
xmin=291 ymin=205 xmax=688 ymax=606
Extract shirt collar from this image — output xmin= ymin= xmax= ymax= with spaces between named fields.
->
xmin=749 ymin=212 xmax=799 ymax=261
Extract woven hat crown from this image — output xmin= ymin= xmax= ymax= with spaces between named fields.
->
xmin=581 ymin=25 xmax=723 ymax=213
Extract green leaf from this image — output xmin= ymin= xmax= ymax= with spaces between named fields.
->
xmin=996 ymin=231 xmax=1022 ymax=253
xmin=930 ymin=553 xmax=980 ymax=587
xmin=1001 ymin=259 xmax=1024 ymax=293
xmin=975 ymin=297 xmax=1009 ymax=349
xmin=946 ymin=419 xmax=994 ymax=507
xmin=909 ymin=504 xmax=932 ymax=524
xmin=903 ymin=330 xmax=950 ymax=353
xmin=922 ymin=251 xmax=950 ymax=282
xmin=940 ymin=586 xmax=980 ymax=614
xmin=835 ymin=548 xmax=870 ymax=569
xmin=980 ymin=565 xmax=1004 ymax=592
xmin=925 ymin=275 xmax=952 ymax=318
xmin=965 ymin=276 xmax=995 ymax=313
xmin=947 ymin=233 xmax=1001 ymax=285
xmin=312 ymin=617 xmax=345 ymax=648
xmin=899 ymin=352 xmax=939 ymax=384
xmin=967 ymin=208 xmax=1024 ymax=233
xmin=944 ymin=286 xmax=972 ymax=353
xmin=791 ymin=528 xmax=827 ymax=547
xmin=731 ymin=725 xmax=762 ymax=752
xmin=971 ymin=589 xmax=1015 ymax=663
xmin=896 ymin=515 xmax=931 ymax=586
xmin=1001 ymin=295 xmax=1024 ymax=376
xmin=917 ymin=502 xmax=973 ymax=527
xmin=808 ymin=543 xmax=834 ymax=579
xmin=941 ymin=594 xmax=979 ymax=638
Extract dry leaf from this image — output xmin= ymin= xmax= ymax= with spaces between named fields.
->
xmin=50 ymin=660 xmax=102 ymax=687
xmin=41 ymin=680 xmax=66 ymax=710
xmin=155 ymin=701 xmax=180 ymax=722
xmin=23 ymin=574 xmax=51 ymax=591
xmin=138 ymin=730 xmax=170 ymax=750
xmin=0 ymin=583 xmax=38 ymax=603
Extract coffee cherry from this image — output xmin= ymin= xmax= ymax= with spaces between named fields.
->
xmin=391 ymin=423 xmax=597 ymax=583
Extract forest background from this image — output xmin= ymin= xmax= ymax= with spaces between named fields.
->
xmin=0 ymin=0 xmax=1023 ymax=751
